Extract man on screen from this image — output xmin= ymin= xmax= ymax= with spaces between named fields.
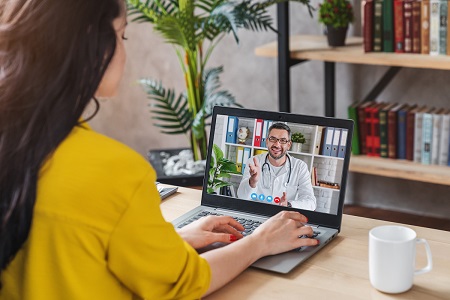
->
xmin=237 ymin=123 xmax=316 ymax=211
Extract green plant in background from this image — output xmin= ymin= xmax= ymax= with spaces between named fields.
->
xmin=127 ymin=0 xmax=313 ymax=161
xmin=291 ymin=132 xmax=306 ymax=144
xmin=207 ymin=144 xmax=241 ymax=193
xmin=318 ymin=0 xmax=354 ymax=28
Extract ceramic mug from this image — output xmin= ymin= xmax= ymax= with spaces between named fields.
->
xmin=369 ymin=225 xmax=432 ymax=294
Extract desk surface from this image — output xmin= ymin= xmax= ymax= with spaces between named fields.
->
xmin=160 ymin=186 xmax=450 ymax=299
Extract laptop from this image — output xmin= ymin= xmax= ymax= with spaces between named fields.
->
xmin=172 ymin=106 xmax=353 ymax=274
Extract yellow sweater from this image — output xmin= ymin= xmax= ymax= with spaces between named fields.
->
xmin=1 ymin=124 xmax=210 ymax=299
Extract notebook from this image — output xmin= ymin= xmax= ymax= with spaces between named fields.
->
xmin=172 ymin=106 xmax=354 ymax=274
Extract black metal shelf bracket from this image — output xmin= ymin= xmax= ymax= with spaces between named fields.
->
xmin=362 ymin=67 xmax=402 ymax=102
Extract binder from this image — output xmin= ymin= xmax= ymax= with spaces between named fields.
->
xmin=338 ymin=129 xmax=348 ymax=158
xmin=330 ymin=128 xmax=341 ymax=157
xmin=253 ymin=119 xmax=263 ymax=147
xmin=260 ymin=120 xmax=272 ymax=148
xmin=242 ymin=147 xmax=252 ymax=174
xmin=321 ymin=127 xmax=335 ymax=156
xmin=236 ymin=147 xmax=244 ymax=173
xmin=226 ymin=116 xmax=239 ymax=143
xmin=314 ymin=126 xmax=324 ymax=155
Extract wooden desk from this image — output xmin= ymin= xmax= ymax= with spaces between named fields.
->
xmin=160 ymin=187 xmax=450 ymax=299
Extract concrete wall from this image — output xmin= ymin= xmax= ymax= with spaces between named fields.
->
xmin=88 ymin=2 xmax=450 ymax=219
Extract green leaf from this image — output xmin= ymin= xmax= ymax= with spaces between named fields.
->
xmin=213 ymin=144 xmax=224 ymax=161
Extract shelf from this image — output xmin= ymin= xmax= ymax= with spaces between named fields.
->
xmin=349 ymin=156 xmax=450 ymax=186
xmin=255 ymin=35 xmax=450 ymax=70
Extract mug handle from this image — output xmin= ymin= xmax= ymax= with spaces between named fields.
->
xmin=414 ymin=238 xmax=433 ymax=275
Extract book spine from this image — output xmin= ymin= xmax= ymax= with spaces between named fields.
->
xmin=439 ymin=0 xmax=448 ymax=54
xmin=374 ymin=0 xmax=384 ymax=51
xmin=372 ymin=107 xmax=381 ymax=157
xmin=348 ymin=105 xmax=361 ymax=155
xmin=365 ymin=106 xmax=374 ymax=155
xmin=364 ymin=0 xmax=375 ymax=52
xmin=384 ymin=0 xmax=395 ymax=52
xmin=412 ymin=0 xmax=422 ymax=53
xmin=404 ymin=0 xmax=414 ymax=53
xmin=414 ymin=112 xmax=424 ymax=163
xmin=421 ymin=113 xmax=433 ymax=164
xmin=421 ymin=0 xmax=431 ymax=54
xmin=430 ymin=0 xmax=441 ymax=55
xmin=357 ymin=105 xmax=368 ymax=155
xmin=406 ymin=111 xmax=416 ymax=160
xmin=439 ymin=114 xmax=450 ymax=165
xmin=431 ymin=113 xmax=441 ymax=164
xmin=379 ymin=109 xmax=389 ymax=157
xmin=397 ymin=109 xmax=408 ymax=159
xmin=395 ymin=0 xmax=405 ymax=52
xmin=388 ymin=110 xmax=398 ymax=159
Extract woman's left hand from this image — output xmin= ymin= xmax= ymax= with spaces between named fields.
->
xmin=177 ymin=215 xmax=244 ymax=249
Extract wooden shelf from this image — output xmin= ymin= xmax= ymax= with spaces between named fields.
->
xmin=255 ymin=35 xmax=450 ymax=70
xmin=349 ymin=156 xmax=450 ymax=186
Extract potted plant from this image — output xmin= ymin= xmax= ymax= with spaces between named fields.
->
xmin=318 ymin=0 xmax=354 ymax=47
xmin=127 ymin=0 xmax=313 ymax=163
xmin=291 ymin=132 xmax=306 ymax=152
xmin=207 ymin=144 xmax=241 ymax=194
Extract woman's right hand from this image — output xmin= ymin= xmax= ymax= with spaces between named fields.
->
xmin=249 ymin=211 xmax=320 ymax=257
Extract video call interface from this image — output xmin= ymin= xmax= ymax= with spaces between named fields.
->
xmin=206 ymin=114 xmax=349 ymax=216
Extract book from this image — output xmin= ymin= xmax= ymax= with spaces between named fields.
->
xmin=421 ymin=0 xmax=431 ymax=54
xmin=387 ymin=103 xmax=406 ymax=159
xmin=413 ymin=106 xmax=430 ymax=163
xmin=363 ymin=0 xmax=375 ymax=52
xmin=374 ymin=0 xmax=384 ymax=51
xmin=439 ymin=0 xmax=448 ymax=55
xmin=394 ymin=0 xmax=405 ymax=52
xmin=412 ymin=0 xmax=422 ymax=53
xmin=357 ymin=101 xmax=375 ymax=155
xmin=384 ymin=0 xmax=395 ymax=52
xmin=404 ymin=0 xmax=414 ymax=52
xmin=379 ymin=103 xmax=398 ymax=158
xmin=421 ymin=108 xmax=436 ymax=165
xmin=431 ymin=108 xmax=445 ymax=165
xmin=430 ymin=0 xmax=441 ymax=55
xmin=438 ymin=109 xmax=450 ymax=165
xmin=348 ymin=102 xmax=361 ymax=155
xmin=397 ymin=104 xmax=415 ymax=159
xmin=406 ymin=105 xmax=425 ymax=161
xmin=369 ymin=102 xmax=386 ymax=157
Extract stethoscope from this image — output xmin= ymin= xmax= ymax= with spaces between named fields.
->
xmin=261 ymin=153 xmax=292 ymax=189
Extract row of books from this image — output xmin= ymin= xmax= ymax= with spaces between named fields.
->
xmin=363 ymin=0 xmax=450 ymax=55
xmin=348 ymin=101 xmax=450 ymax=166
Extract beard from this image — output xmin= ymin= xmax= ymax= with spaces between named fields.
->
xmin=268 ymin=146 xmax=287 ymax=160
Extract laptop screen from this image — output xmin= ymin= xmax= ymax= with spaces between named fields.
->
xmin=202 ymin=107 xmax=353 ymax=228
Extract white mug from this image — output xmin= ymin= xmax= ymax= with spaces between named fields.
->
xmin=369 ymin=225 xmax=432 ymax=294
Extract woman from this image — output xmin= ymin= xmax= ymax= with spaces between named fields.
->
xmin=0 ymin=0 xmax=319 ymax=298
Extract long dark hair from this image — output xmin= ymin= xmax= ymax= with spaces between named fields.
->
xmin=0 ymin=0 xmax=122 ymax=278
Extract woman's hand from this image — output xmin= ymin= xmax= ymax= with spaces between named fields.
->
xmin=249 ymin=211 xmax=319 ymax=257
xmin=177 ymin=215 xmax=244 ymax=249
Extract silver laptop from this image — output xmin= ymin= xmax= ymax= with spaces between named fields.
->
xmin=172 ymin=106 xmax=353 ymax=274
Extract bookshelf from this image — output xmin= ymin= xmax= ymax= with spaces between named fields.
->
xmin=254 ymin=3 xmax=450 ymax=186
xmin=218 ymin=115 xmax=344 ymax=214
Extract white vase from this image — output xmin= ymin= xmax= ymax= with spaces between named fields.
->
xmin=291 ymin=142 xmax=302 ymax=153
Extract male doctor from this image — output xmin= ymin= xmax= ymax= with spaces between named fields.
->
xmin=237 ymin=123 xmax=316 ymax=211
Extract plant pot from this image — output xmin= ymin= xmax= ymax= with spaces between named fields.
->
xmin=291 ymin=142 xmax=303 ymax=153
xmin=326 ymin=25 xmax=348 ymax=47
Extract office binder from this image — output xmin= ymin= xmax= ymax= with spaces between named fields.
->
xmin=242 ymin=147 xmax=252 ymax=174
xmin=331 ymin=128 xmax=342 ymax=157
xmin=236 ymin=146 xmax=244 ymax=173
xmin=338 ymin=129 xmax=348 ymax=158
xmin=314 ymin=126 xmax=324 ymax=155
xmin=261 ymin=120 xmax=272 ymax=148
xmin=321 ymin=127 xmax=335 ymax=156
xmin=253 ymin=119 xmax=263 ymax=147
xmin=226 ymin=116 xmax=239 ymax=143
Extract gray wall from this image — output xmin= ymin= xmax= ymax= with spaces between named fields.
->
xmin=89 ymin=2 xmax=450 ymax=219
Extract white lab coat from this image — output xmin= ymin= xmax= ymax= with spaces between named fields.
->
xmin=237 ymin=153 xmax=317 ymax=211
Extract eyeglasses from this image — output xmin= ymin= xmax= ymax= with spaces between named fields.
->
xmin=268 ymin=136 xmax=290 ymax=144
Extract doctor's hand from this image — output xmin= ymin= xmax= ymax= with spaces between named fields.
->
xmin=249 ymin=211 xmax=319 ymax=256
xmin=177 ymin=215 xmax=244 ymax=249
xmin=279 ymin=192 xmax=288 ymax=207
xmin=248 ymin=157 xmax=261 ymax=188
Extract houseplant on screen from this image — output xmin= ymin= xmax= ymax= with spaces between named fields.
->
xmin=290 ymin=132 xmax=306 ymax=152
xmin=318 ymin=0 xmax=354 ymax=47
xmin=207 ymin=144 xmax=241 ymax=193
xmin=127 ymin=0 xmax=314 ymax=163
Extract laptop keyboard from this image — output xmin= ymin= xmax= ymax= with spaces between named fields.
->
xmin=177 ymin=211 xmax=321 ymax=240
